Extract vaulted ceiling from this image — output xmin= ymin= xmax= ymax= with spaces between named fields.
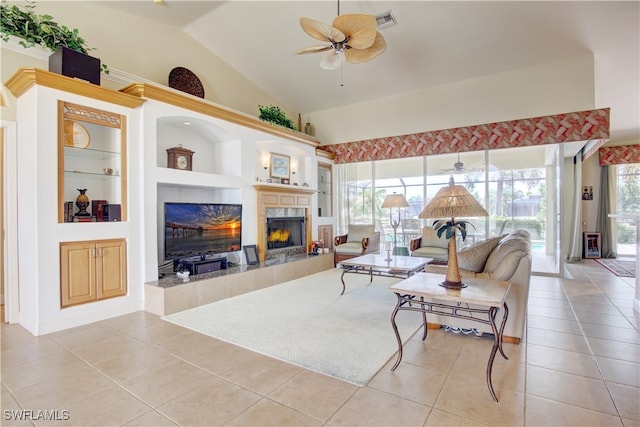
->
xmin=94 ymin=1 xmax=639 ymax=142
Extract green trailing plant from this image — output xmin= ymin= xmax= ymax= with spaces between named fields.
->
xmin=0 ymin=0 xmax=109 ymax=74
xmin=432 ymin=219 xmax=476 ymax=241
xmin=258 ymin=105 xmax=295 ymax=130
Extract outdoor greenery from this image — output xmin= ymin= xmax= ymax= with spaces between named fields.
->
xmin=258 ymin=105 xmax=295 ymax=130
xmin=617 ymin=164 xmax=640 ymax=243
xmin=0 ymin=0 xmax=109 ymax=73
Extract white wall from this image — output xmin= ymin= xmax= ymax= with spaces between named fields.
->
xmin=0 ymin=1 xmax=283 ymax=121
xmin=309 ymin=55 xmax=596 ymax=145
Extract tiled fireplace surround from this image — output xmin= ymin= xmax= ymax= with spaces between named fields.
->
xmin=254 ymin=184 xmax=315 ymax=263
xmin=265 ymin=208 xmax=307 ymax=260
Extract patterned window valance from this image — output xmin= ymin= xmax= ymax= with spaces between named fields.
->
xmin=319 ymin=108 xmax=609 ymax=164
xmin=599 ymin=145 xmax=640 ymax=166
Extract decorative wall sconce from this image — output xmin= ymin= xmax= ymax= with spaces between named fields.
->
xmin=291 ymin=160 xmax=298 ymax=175
xmin=261 ymin=153 xmax=270 ymax=170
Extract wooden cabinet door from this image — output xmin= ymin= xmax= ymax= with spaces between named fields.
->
xmin=60 ymin=241 xmax=96 ymax=307
xmin=96 ymin=239 xmax=127 ymax=299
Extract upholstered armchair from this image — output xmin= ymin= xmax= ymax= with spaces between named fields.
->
xmin=334 ymin=224 xmax=380 ymax=266
xmin=409 ymin=226 xmax=449 ymax=263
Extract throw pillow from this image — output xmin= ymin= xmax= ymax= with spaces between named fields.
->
xmin=457 ymin=236 xmax=502 ymax=272
xmin=347 ymin=224 xmax=374 ymax=243
xmin=420 ymin=226 xmax=449 ymax=249
xmin=487 ymin=250 xmax=527 ymax=281
xmin=484 ymin=235 xmax=530 ymax=273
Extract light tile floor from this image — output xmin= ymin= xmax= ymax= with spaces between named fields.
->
xmin=1 ymin=260 xmax=639 ymax=426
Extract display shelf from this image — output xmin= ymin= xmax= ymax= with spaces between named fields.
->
xmin=64 ymin=146 xmax=120 ymax=159
xmin=156 ymin=167 xmax=243 ymax=189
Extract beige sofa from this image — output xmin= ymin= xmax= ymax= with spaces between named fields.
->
xmin=425 ymin=230 xmax=532 ymax=344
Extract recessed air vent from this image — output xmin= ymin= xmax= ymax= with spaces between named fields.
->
xmin=375 ymin=10 xmax=397 ymax=29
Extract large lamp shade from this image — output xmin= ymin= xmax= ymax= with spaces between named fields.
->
xmin=418 ymin=177 xmax=488 ymax=288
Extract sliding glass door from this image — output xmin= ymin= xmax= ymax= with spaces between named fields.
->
xmin=334 ymin=144 xmax=564 ymax=274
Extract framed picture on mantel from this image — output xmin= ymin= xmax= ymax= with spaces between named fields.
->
xmin=270 ymin=153 xmax=290 ymax=179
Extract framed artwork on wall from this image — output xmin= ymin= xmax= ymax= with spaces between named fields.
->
xmin=270 ymin=153 xmax=290 ymax=179
xmin=583 ymin=232 xmax=601 ymax=259
xmin=243 ymin=244 xmax=259 ymax=265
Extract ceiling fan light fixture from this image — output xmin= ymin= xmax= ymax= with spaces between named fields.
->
xmin=295 ymin=11 xmax=387 ymax=70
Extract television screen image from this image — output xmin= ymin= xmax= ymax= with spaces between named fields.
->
xmin=164 ymin=202 xmax=242 ymax=260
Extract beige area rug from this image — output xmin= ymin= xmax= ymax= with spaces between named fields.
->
xmin=595 ymin=258 xmax=636 ymax=277
xmin=162 ymin=268 xmax=422 ymax=386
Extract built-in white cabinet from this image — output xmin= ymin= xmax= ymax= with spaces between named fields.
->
xmin=5 ymin=68 xmax=328 ymax=335
xmin=5 ymin=68 xmax=144 ymax=335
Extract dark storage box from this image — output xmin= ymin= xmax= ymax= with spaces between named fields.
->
xmin=49 ymin=46 xmax=100 ymax=85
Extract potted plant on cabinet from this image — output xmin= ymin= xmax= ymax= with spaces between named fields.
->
xmin=0 ymin=0 xmax=108 ymax=84
xmin=258 ymin=105 xmax=296 ymax=130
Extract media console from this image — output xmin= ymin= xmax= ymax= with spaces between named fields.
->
xmin=175 ymin=255 xmax=228 ymax=275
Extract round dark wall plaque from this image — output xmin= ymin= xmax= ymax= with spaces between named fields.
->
xmin=168 ymin=67 xmax=205 ymax=98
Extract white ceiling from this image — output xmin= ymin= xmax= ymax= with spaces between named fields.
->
xmin=95 ymin=1 xmax=639 ymax=142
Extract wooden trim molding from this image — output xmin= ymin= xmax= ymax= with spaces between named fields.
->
xmin=322 ymin=108 xmax=610 ymax=164
xmin=599 ymin=145 xmax=640 ymax=166
xmin=316 ymin=148 xmax=335 ymax=160
xmin=5 ymin=68 xmax=145 ymax=109
xmin=120 ymin=83 xmax=321 ymax=148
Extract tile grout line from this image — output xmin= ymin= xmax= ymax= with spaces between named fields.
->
xmin=559 ymin=274 xmax=627 ymax=424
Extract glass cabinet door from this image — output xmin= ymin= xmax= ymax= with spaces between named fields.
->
xmin=58 ymin=101 xmax=127 ymax=223
xmin=318 ymin=162 xmax=332 ymax=217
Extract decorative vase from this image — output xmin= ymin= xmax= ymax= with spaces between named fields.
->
xmin=49 ymin=46 xmax=101 ymax=85
xmin=304 ymin=122 xmax=315 ymax=136
xmin=75 ymin=189 xmax=90 ymax=217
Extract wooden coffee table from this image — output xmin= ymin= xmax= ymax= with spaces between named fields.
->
xmin=338 ymin=254 xmax=431 ymax=295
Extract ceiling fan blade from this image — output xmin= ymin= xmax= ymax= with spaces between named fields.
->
xmin=320 ymin=51 xmax=342 ymax=70
xmin=344 ymin=32 xmax=387 ymax=64
xmin=300 ymin=17 xmax=346 ymax=42
xmin=293 ymin=45 xmax=333 ymax=55
xmin=333 ymin=14 xmax=377 ymax=49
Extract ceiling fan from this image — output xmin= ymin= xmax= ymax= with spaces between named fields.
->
xmin=436 ymin=153 xmax=470 ymax=175
xmin=293 ymin=2 xmax=387 ymax=70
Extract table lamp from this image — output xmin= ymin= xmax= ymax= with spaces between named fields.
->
xmin=382 ymin=193 xmax=409 ymax=254
xmin=418 ymin=176 xmax=488 ymax=289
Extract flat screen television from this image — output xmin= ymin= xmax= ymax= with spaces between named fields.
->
xmin=164 ymin=202 xmax=242 ymax=260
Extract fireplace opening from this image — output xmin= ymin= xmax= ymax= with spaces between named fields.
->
xmin=266 ymin=217 xmax=305 ymax=250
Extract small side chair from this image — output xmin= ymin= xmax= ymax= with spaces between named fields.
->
xmin=333 ymin=224 xmax=380 ymax=266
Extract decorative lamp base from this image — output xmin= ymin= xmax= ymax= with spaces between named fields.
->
xmin=439 ymin=280 xmax=468 ymax=290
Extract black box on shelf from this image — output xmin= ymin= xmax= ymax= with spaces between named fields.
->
xmin=103 ymin=204 xmax=121 ymax=222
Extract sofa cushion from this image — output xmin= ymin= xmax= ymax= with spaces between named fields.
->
xmin=335 ymin=242 xmax=367 ymax=255
xmin=347 ymin=224 xmax=375 ymax=243
xmin=484 ymin=249 xmax=528 ymax=281
xmin=484 ymin=231 xmax=530 ymax=274
xmin=457 ymin=236 xmax=502 ymax=273
xmin=420 ymin=227 xmax=449 ymax=249
xmin=411 ymin=246 xmax=448 ymax=262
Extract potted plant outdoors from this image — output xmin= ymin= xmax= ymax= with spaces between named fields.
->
xmin=258 ymin=105 xmax=296 ymax=131
xmin=0 ymin=0 xmax=109 ymax=84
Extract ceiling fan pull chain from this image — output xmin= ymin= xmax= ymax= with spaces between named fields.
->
xmin=337 ymin=0 xmax=340 ymax=16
